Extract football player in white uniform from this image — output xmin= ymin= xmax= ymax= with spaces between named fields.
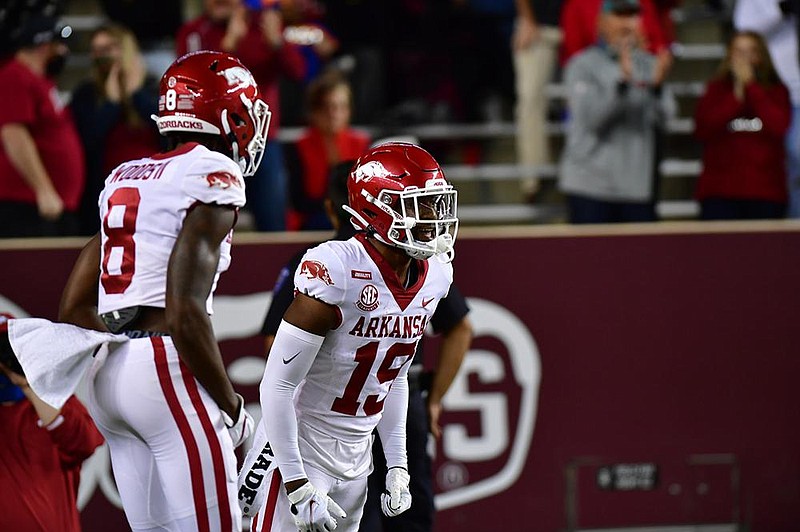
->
xmin=58 ymin=51 xmax=270 ymax=532
xmin=238 ymin=143 xmax=459 ymax=532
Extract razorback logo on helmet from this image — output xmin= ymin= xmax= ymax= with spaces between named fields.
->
xmin=299 ymin=260 xmax=334 ymax=286
xmin=218 ymin=66 xmax=256 ymax=92
xmin=353 ymin=161 xmax=392 ymax=183
xmin=206 ymin=171 xmax=241 ymax=189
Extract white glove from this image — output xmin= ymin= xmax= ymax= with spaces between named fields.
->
xmin=381 ymin=467 xmax=412 ymax=517
xmin=287 ymin=482 xmax=347 ymax=531
xmin=221 ymin=394 xmax=253 ymax=448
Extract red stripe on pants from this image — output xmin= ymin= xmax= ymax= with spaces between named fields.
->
xmin=261 ymin=469 xmax=283 ymax=532
xmin=151 ymin=337 xmax=210 ymax=532
xmin=179 ymin=361 xmax=233 ymax=531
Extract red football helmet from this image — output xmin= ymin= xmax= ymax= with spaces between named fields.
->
xmin=344 ymin=142 xmax=459 ymax=261
xmin=152 ymin=51 xmax=271 ymax=176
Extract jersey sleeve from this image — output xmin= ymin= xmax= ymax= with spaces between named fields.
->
xmin=293 ymin=243 xmax=347 ymax=307
xmin=181 ymin=151 xmax=246 ymax=207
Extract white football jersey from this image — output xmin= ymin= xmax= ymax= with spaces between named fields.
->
xmin=96 ymin=143 xmax=246 ymax=315
xmin=291 ymin=233 xmax=453 ymax=479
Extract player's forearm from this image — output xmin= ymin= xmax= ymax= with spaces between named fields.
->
xmin=0 ymin=124 xmax=57 ymax=195
xmin=259 ymin=371 xmax=307 ymax=485
xmin=260 ymin=320 xmax=324 ymax=485
xmin=376 ymin=374 xmax=409 ymax=469
xmin=59 ymin=234 xmax=108 ymax=332
xmin=429 ymin=318 xmax=472 ymax=405
xmin=167 ymin=299 xmax=238 ymax=417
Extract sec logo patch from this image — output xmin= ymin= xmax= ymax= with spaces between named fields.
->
xmin=356 ymin=284 xmax=379 ymax=311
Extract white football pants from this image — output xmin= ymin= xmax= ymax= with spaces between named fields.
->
xmin=88 ymin=336 xmax=241 ymax=531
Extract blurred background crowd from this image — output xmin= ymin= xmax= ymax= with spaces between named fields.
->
xmin=0 ymin=0 xmax=798 ymax=236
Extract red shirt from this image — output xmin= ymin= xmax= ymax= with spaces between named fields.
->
xmin=561 ymin=0 xmax=670 ymax=65
xmin=0 ymin=396 xmax=104 ymax=531
xmin=176 ymin=13 xmax=306 ymax=138
xmin=296 ymin=127 xmax=370 ymax=201
xmin=694 ymin=78 xmax=791 ymax=203
xmin=0 ymin=60 xmax=86 ymax=210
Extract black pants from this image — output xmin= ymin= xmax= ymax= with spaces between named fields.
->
xmin=566 ymin=194 xmax=657 ymax=224
xmin=700 ymin=198 xmax=786 ymax=220
xmin=0 ymin=201 xmax=79 ymax=238
xmin=360 ymin=384 xmax=434 ymax=532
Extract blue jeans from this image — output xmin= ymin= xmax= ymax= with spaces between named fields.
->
xmin=247 ymin=141 xmax=287 ymax=231
xmin=700 ymin=198 xmax=786 ymax=220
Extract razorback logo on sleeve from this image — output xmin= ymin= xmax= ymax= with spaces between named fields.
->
xmin=206 ymin=171 xmax=241 ymax=189
xmin=299 ymin=260 xmax=334 ymax=286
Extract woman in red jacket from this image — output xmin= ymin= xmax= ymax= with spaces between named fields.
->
xmin=286 ymin=71 xmax=370 ymax=230
xmin=694 ymin=31 xmax=791 ymax=220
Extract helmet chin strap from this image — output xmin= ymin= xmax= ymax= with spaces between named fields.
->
xmin=220 ymin=108 xmax=245 ymax=173
xmin=434 ymin=233 xmax=455 ymax=263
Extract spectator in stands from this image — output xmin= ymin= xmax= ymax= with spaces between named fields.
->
xmin=70 ymin=24 xmax=161 ymax=236
xmin=0 ymin=313 xmax=105 ymax=531
xmin=734 ymin=0 xmax=800 ymax=219
xmin=512 ymin=0 xmax=565 ymax=202
xmin=99 ymin=0 xmax=183 ymax=78
xmin=559 ymin=0 xmax=673 ymax=223
xmin=0 ymin=14 xmax=84 ymax=238
xmin=286 ymin=72 xmax=370 ymax=230
xmin=694 ymin=31 xmax=791 ymax=220
xmin=561 ymin=0 xmax=673 ymax=84
xmin=177 ymin=0 xmax=306 ymax=231
xmin=278 ymin=0 xmax=340 ymax=126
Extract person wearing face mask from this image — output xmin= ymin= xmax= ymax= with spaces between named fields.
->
xmin=0 ymin=13 xmax=85 ymax=238
xmin=69 ymin=24 xmax=161 ymax=236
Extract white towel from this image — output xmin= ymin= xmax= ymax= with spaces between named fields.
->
xmin=237 ymin=421 xmax=276 ymax=516
xmin=8 ymin=318 xmax=129 ymax=409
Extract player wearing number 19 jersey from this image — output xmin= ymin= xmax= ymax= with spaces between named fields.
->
xmin=238 ymin=143 xmax=459 ymax=532
xmin=58 ymin=51 xmax=269 ymax=532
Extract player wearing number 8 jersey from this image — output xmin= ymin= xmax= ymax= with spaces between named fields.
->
xmin=57 ymin=51 xmax=270 ymax=532
xmin=238 ymin=143 xmax=458 ymax=532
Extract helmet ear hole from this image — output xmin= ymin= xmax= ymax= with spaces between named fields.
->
xmin=231 ymin=113 xmax=246 ymax=126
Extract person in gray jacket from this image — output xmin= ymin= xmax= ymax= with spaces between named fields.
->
xmin=559 ymin=0 xmax=673 ymax=223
